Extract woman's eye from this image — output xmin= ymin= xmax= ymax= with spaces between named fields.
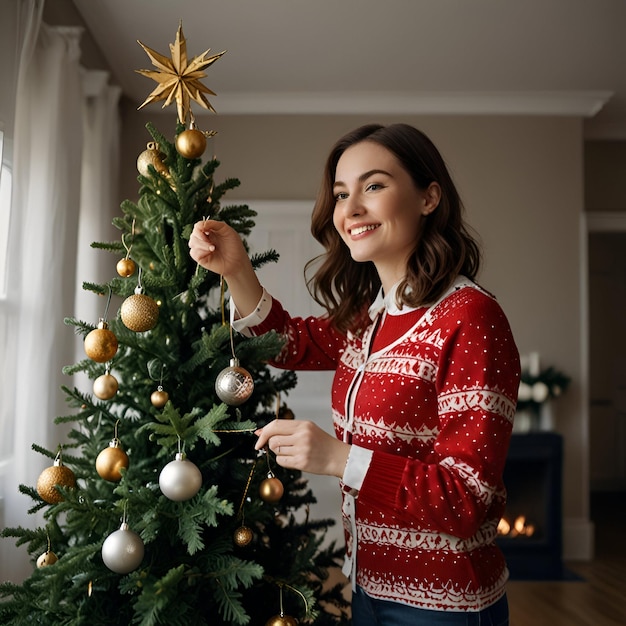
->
xmin=334 ymin=191 xmax=348 ymax=201
xmin=366 ymin=183 xmax=382 ymax=192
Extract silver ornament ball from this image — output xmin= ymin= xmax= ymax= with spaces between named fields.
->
xmin=215 ymin=358 xmax=254 ymax=406
xmin=159 ymin=453 xmax=202 ymax=501
xmin=101 ymin=522 xmax=145 ymax=574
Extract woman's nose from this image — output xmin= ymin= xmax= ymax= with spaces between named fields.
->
xmin=342 ymin=194 xmax=364 ymax=217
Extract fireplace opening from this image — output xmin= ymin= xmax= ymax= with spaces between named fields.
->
xmin=497 ymin=432 xmax=564 ymax=579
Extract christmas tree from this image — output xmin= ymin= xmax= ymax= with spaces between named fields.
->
xmin=0 ymin=25 xmax=349 ymax=626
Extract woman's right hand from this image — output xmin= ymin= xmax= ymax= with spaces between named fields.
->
xmin=188 ymin=219 xmax=248 ymax=278
xmin=188 ymin=219 xmax=264 ymax=317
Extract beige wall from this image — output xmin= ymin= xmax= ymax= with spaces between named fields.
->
xmin=120 ymin=106 xmax=590 ymax=555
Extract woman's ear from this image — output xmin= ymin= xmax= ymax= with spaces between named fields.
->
xmin=422 ymin=182 xmax=441 ymax=216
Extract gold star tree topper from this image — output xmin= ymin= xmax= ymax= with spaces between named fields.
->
xmin=136 ymin=23 xmax=225 ymax=125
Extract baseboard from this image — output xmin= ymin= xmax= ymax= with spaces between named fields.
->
xmin=563 ymin=517 xmax=595 ymax=561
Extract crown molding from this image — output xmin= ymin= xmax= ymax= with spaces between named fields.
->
xmin=209 ymin=90 xmax=613 ymax=117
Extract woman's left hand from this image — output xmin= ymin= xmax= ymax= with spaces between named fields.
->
xmin=255 ymin=419 xmax=350 ymax=478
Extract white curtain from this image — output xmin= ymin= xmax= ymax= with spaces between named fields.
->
xmin=74 ymin=72 xmax=122 ymax=392
xmin=0 ymin=1 xmax=121 ymax=583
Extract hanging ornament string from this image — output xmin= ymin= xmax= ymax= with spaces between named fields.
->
xmin=122 ymin=218 xmax=136 ymax=260
xmin=265 ymin=581 xmax=309 ymax=622
xmin=235 ymin=458 xmax=258 ymax=523
xmin=214 ymin=290 xmax=255 ymax=406
xmin=103 ymin=285 xmax=113 ymax=321
xmin=84 ymin=287 xmax=118 ymax=363
xmin=117 ymin=221 xmax=136 ymax=277
xmin=221 ymin=275 xmax=227 ymax=326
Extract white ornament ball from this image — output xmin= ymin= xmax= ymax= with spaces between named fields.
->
xmin=159 ymin=453 xmax=202 ymax=501
xmin=215 ymin=358 xmax=254 ymax=406
xmin=532 ymin=381 xmax=550 ymax=403
xmin=101 ymin=522 xmax=145 ymax=574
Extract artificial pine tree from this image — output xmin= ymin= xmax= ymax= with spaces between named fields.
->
xmin=0 ymin=25 xmax=350 ymax=626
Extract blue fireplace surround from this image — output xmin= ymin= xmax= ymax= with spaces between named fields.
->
xmin=497 ymin=432 xmax=564 ymax=580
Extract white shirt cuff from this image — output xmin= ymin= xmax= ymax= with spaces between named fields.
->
xmin=342 ymin=445 xmax=373 ymax=493
xmin=230 ymin=287 xmax=272 ymax=334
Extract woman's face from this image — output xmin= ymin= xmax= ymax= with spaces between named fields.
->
xmin=332 ymin=141 xmax=438 ymax=290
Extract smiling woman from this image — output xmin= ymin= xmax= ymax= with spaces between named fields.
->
xmin=189 ymin=122 xmax=521 ymax=625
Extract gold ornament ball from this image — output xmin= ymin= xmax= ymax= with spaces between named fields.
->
xmin=265 ymin=615 xmax=298 ymax=626
xmin=175 ymin=128 xmax=207 ymax=159
xmin=151 ymin=389 xmax=169 ymax=408
xmin=93 ymin=373 xmax=119 ymax=400
xmin=259 ymin=476 xmax=284 ymax=504
xmin=84 ymin=325 xmax=118 ymax=363
xmin=233 ymin=525 xmax=254 ymax=548
xmin=121 ymin=293 xmax=159 ymax=332
xmin=137 ymin=143 xmax=168 ymax=177
xmin=96 ymin=444 xmax=129 ymax=482
xmin=37 ymin=551 xmax=58 ymax=568
xmin=37 ymin=463 xmax=77 ymax=504
xmin=116 ymin=258 xmax=136 ymax=277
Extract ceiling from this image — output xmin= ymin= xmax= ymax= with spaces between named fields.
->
xmin=59 ymin=0 xmax=626 ymax=139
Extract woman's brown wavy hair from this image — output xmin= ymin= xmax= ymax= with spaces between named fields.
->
xmin=305 ymin=123 xmax=481 ymax=334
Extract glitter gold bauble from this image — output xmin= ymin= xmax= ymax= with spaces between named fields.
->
xmin=265 ymin=615 xmax=298 ymax=626
xmin=120 ymin=293 xmax=159 ymax=332
xmin=215 ymin=358 xmax=254 ymax=406
xmin=175 ymin=127 xmax=207 ymax=159
xmin=151 ymin=388 xmax=169 ymax=408
xmin=84 ymin=321 xmax=118 ymax=363
xmin=116 ymin=258 xmax=136 ymax=277
xmin=93 ymin=373 xmax=119 ymax=400
xmin=96 ymin=439 xmax=129 ymax=482
xmin=137 ymin=142 xmax=167 ymax=177
xmin=37 ymin=550 xmax=58 ymax=568
xmin=37 ymin=459 xmax=77 ymax=504
xmin=233 ymin=525 xmax=253 ymax=548
xmin=259 ymin=475 xmax=284 ymax=504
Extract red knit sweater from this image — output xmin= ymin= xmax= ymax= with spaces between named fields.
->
xmin=239 ymin=278 xmax=520 ymax=612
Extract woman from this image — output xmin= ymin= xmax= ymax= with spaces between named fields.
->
xmin=189 ymin=123 xmax=520 ymax=625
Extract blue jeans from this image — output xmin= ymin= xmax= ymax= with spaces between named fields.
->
xmin=351 ymin=586 xmax=509 ymax=626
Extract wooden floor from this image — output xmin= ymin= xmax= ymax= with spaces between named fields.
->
xmin=507 ymin=491 xmax=626 ymax=625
